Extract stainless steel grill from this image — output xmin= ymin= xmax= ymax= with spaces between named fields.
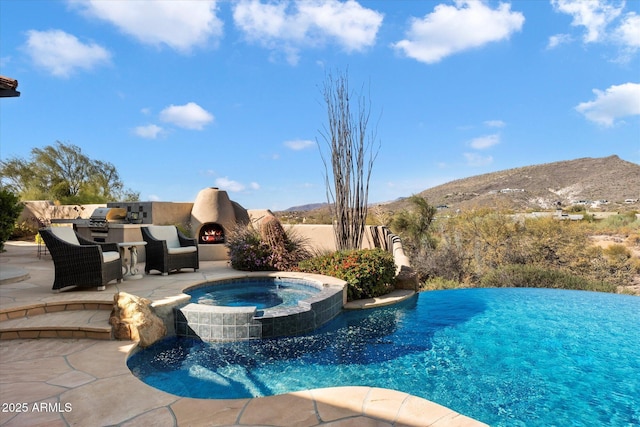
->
xmin=88 ymin=207 xmax=127 ymax=242
xmin=88 ymin=207 xmax=127 ymax=232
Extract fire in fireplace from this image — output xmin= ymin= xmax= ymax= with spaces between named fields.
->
xmin=199 ymin=223 xmax=224 ymax=244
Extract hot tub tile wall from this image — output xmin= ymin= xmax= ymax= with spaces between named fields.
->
xmin=176 ymin=304 xmax=262 ymax=341
xmin=175 ymin=283 xmax=344 ymax=342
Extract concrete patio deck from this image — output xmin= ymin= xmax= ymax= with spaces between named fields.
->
xmin=0 ymin=241 xmax=488 ymax=427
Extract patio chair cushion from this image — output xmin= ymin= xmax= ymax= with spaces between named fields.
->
xmin=102 ymin=251 xmax=121 ymax=263
xmin=50 ymin=227 xmax=120 ymax=263
xmin=50 ymin=226 xmax=80 ymax=245
xmin=167 ymin=246 xmax=197 ymax=255
xmin=146 ymin=225 xmax=181 ymax=248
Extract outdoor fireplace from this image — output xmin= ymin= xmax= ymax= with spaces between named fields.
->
xmin=198 ymin=223 xmax=225 ymax=244
xmin=191 ymin=187 xmax=249 ymax=260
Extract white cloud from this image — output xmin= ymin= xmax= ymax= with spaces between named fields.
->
xmin=613 ymin=11 xmax=640 ymax=60
xmin=550 ymin=0 xmax=622 ymax=43
xmin=392 ymin=0 xmax=524 ymax=64
xmin=575 ymin=82 xmax=640 ymax=127
xmin=547 ymin=33 xmax=573 ymax=49
xmin=71 ymin=0 xmax=223 ymax=52
xmin=615 ymin=12 xmax=640 ymax=48
xmin=215 ymin=177 xmax=246 ymax=192
xmin=484 ymin=119 xmax=506 ymax=128
xmin=470 ymin=133 xmax=500 ymax=149
xmin=464 ymin=152 xmax=493 ymax=167
xmin=232 ymin=0 xmax=383 ymax=65
xmin=160 ymin=102 xmax=214 ymax=130
xmin=134 ymin=124 xmax=164 ymax=139
xmin=284 ymin=139 xmax=315 ymax=150
xmin=24 ymin=29 xmax=111 ymax=77
xmin=550 ymin=0 xmax=638 ymax=60
xmin=249 ymin=182 xmax=260 ymax=190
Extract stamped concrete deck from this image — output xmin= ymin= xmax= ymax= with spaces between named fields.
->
xmin=0 ymin=241 xmax=488 ymax=427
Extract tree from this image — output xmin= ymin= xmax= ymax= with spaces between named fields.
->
xmin=0 ymin=189 xmax=22 ymax=251
xmin=318 ymin=69 xmax=380 ymax=251
xmin=0 ymin=141 xmax=139 ymax=203
xmin=391 ymin=195 xmax=437 ymax=256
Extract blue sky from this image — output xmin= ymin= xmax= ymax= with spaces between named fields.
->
xmin=1 ymin=0 xmax=639 ymax=210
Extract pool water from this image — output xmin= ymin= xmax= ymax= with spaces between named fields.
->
xmin=128 ymin=288 xmax=640 ymax=426
xmin=187 ymin=279 xmax=321 ymax=309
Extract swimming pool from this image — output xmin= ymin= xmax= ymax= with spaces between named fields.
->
xmin=128 ymin=288 xmax=640 ymax=426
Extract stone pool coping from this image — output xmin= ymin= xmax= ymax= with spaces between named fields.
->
xmin=0 ymin=242 xmax=488 ymax=426
xmin=344 ymin=288 xmax=416 ymax=309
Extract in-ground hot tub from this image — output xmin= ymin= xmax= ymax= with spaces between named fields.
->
xmin=175 ymin=275 xmax=345 ymax=342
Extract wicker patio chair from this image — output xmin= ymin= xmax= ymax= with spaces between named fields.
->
xmin=141 ymin=225 xmax=199 ymax=275
xmin=39 ymin=227 xmax=122 ymax=291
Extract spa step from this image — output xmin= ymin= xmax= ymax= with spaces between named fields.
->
xmin=0 ymin=309 xmax=113 ymax=340
xmin=0 ymin=301 xmax=114 ymax=322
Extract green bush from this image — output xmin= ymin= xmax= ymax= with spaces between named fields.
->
xmin=480 ymin=264 xmax=617 ymax=293
xmin=298 ymin=249 xmax=396 ymax=301
xmin=0 ymin=189 xmax=23 ymax=251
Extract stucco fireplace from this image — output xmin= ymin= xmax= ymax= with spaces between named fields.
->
xmin=191 ymin=187 xmax=249 ymax=260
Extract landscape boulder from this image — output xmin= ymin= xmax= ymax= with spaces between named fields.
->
xmin=109 ymin=292 xmax=166 ymax=348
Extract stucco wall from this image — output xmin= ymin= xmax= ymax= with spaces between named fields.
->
xmin=18 ymin=201 xmax=104 ymax=227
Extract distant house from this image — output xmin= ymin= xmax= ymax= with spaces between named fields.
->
xmin=554 ymin=210 xmax=584 ymax=221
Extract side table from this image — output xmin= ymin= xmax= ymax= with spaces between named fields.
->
xmin=117 ymin=241 xmax=147 ymax=280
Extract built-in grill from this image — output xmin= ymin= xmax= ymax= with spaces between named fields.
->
xmin=88 ymin=207 xmax=127 ymax=241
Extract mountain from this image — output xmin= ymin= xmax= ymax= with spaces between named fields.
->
xmin=383 ymin=155 xmax=640 ymax=213
xmin=282 ymin=203 xmax=329 ymax=212
xmin=280 ymin=155 xmax=640 ymax=219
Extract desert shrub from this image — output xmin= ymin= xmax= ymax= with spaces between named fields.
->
xmin=401 ymin=208 xmax=635 ymax=293
xmin=626 ymin=233 xmax=640 ymax=247
xmin=603 ymin=244 xmax=632 ymax=261
xmin=415 ymin=236 xmax=470 ymax=283
xmin=596 ymin=213 xmax=640 ymax=233
xmin=567 ymin=205 xmax=587 ymax=213
xmin=298 ymin=249 xmax=395 ymax=301
xmin=566 ymin=244 xmax=637 ymax=287
xmin=420 ymin=277 xmax=463 ymax=291
xmin=226 ymin=222 xmax=310 ymax=272
xmin=226 ymin=225 xmax=275 ymax=271
xmin=0 ymin=189 xmax=23 ymax=251
xmin=10 ymin=220 xmax=38 ymax=240
xmin=480 ymin=264 xmax=617 ymax=293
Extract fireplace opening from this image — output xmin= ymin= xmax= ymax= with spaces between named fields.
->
xmin=199 ymin=223 xmax=225 ymax=244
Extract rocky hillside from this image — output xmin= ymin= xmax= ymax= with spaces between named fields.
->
xmin=280 ymin=155 xmax=639 ymax=221
xmin=382 ymin=155 xmax=639 ymax=213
